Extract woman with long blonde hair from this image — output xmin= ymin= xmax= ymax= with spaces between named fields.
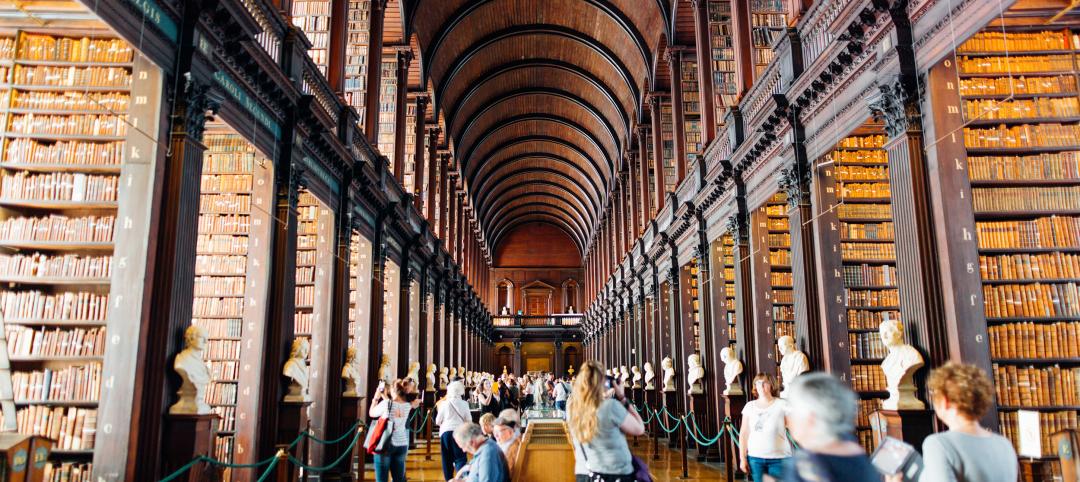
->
xmin=567 ymin=360 xmax=645 ymax=481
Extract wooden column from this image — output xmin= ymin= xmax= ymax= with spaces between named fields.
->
xmin=397 ymin=260 xmax=414 ymax=378
xmin=810 ymin=160 xmax=851 ymax=376
xmin=668 ymin=49 xmax=688 ymax=183
xmin=747 ymin=205 xmax=778 ymax=378
xmin=781 ymin=159 xmax=824 ymax=367
xmin=729 ymin=0 xmax=755 ymax=92
xmin=704 ymin=234 xmax=730 ymax=439
xmin=629 ymin=151 xmax=642 ymax=238
xmin=692 ymin=0 xmax=717 ymax=142
xmin=728 ymin=179 xmax=757 ymax=385
xmin=362 ymin=209 xmax=390 ymax=408
xmin=439 ymin=154 xmax=450 ymax=240
xmin=650 ymin=96 xmax=667 ymax=211
xmin=432 ymin=276 xmax=443 ymax=369
xmin=413 ymin=96 xmax=429 ymax=211
xmin=417 ymin=266 xmax=431 ymax=383
xmin=326 ymin=0 xmax=348 ymax=93
xmin=426 ymin=130 xmax=441 ymax=222
xmin=363 ymin=0 xmax=387 ymax=143
xmin=392 ymin=50 xmax=413 ymax=184
xmin=637 ymin=126 xmax=653 ymax=225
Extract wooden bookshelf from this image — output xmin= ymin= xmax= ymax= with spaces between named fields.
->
xmin=764 ymin=193 xmax=793 ymax=374
xmin=404 ymin=99 xmax=417 ymax=194
xmin=949 ymin=28 xmax=1080 ymax=472
xmin=661 ymin=103 xmax=677 ymax=194
xmin=344 ymin=0 xmax=372 ymax=125
xmin=689 ymin=260 xmax=702 ymax=353
xmin=290 ymin=0 xmax=331 ymax=74
xmin=377 ymin=57 xmax=398 ymax=168
xmin=707 ymin=0 xmax=736 ymax=131
xmin=750 ymin=0 xmax=786 ymax=78
xmin=681 ymin=58 xmax=703 ymax=167
xmin=722 ymin=234 xmax=737 ymax=347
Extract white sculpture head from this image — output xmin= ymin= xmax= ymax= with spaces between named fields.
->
xmin=879 ymin=318 xmax=905 ymax=348
xmin=290 ymin=337 xmax=310 ymax=360
xmin=720 ymin=347 xmax=735 ymax=363
xmin=661 ymin=357 xmax=673 ymax=370
xmin=778 ymin=335 xmax=796 ymax=356
xmin=688 ymin=353 xmax=702 ymax=369
xmin=185 ymin=325 xmax=208 ymax=352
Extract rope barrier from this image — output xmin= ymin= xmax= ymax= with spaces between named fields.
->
xmin=681 ymin=412 xmax=724 ymax=446
xmin=304 ymin=421 xmax=363 ymax=445
xmin=288 ymin=429 xmax=363 ymax=473
xmin=409 ymin=408 xmax=434 ymax=434
xmin=651 ymin=408 xmax=683 ymax=434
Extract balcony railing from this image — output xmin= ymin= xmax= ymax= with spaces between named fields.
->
xmin=493 ymin=314 xmax=582 ymax=327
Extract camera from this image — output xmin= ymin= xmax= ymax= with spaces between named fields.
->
xmin=605 ymin=375 xmax=616 ymax=389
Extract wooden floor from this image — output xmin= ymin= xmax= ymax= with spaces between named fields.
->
xmin=362 ymin=435 xmax=732 ymax=481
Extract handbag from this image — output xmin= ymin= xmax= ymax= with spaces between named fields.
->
xmin=364 ymin=400 xmax=395 ymax=454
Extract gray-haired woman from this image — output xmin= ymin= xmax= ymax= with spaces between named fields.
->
xmin=782 ymin=373 xmax=880 ymax=482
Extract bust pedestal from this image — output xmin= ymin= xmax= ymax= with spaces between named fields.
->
xmin=723 ymin=394 xmax=747 ymax=482
xmin=662 ymin=391 xmax=680 ymax=449
xmin=870 ymin=409 xmax=934 ymax=452
xmin=164 ymin=413 xmax=222 ymax=482
xmin=278 ymin=400 xmax=311 ymax=482
xmin=689 ymin=391 xmax=721 ymax=462
xmin=322 ymin=395 xmax=364 ymax=481
xmin=423 ymin=391 xmax=436 ymax=460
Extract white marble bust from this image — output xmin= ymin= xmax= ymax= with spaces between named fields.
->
xmin=439 ymin=366 xmax=449 ymax=389
xmin=426 ymin=363 xmax=437 ymax=392
xmin=449 ymin=367 xmax=458 ymax=380
xmin=880 ymin=319 xmax=925 ymax=410
xmin=619 ymin=366 xmax=630 ymax=385
xmin=170 ymin=325 xmax=212 ymax=415
xmin=720 ymin=347 xmax=744 ymax=396
xmin=459 ymin=366 xmax=466 ymax=384
xmin=377 ymin=355 xmax=393 ymax=384
xmin=342 ymin=347 xmax=362 ymax=397
xmin=631 ymin=366 xmax=642 ymax=388
xmin=643 ymin=362 xmax=655 ymax=390
xmin=407 ymin=361 xmax=420 ymax=383
xmin=687 ymin=353 xmax=705 ymax=395
xmin=778 ymin=335 xmax=809 ymax=397
xmin=283 ymin=338 xmax=312 ymax=402
xmin=661 ymin=356 xmax=676 ymax=392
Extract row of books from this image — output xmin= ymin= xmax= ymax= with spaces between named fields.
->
xmin=768 ymin=233 xmax=791 ymax=245
xmin=972 ymin=186 xmax=1080 ymax=212
xmin=764 ymin=204 xmax=785 ymax=217
xmin=194 ymin=255 xmax=247 ymax=276
xmin=15 ymin=33 xmax=133 ymax=63
xmin=846 ymin=288 xmax=900 ymax=307
xmin=213 ymin=405 xmax=236 ymax=432
xmin=42 ymin=462 xmax=91 ymax=482
xmin=199 ymin=193 xmax=250 ymax=214
xmin=193 ymin=276 xmax=245 ymax=297
xmin=851 ymin=364 xmax=886 ymax=391
xmin=979 ymin=252 xmax=1079 ymax=280
xmin=0 ymin=214 xmax=114 ymax=243
xmin=957 ymin=30 xmax=1072 ymax=53
xmin=989 ymin=322 xmax=1080 ymax=359
xmin=204 ymin=340 xmax=240 ymax=360
xmin=772 ymin=305 xmax=794 ymax=321
xmin=296 ymin=266 xmax=315 ymax=284
xmin=836 ymin=165 xmax=889 ymax=181
xmin=6 ymin=325 xmax=105 ymax=357
xmin=192 ymin=297 xmax=244 ymax=318
xmin=767 ymin=217 xmax=789 ymax=230
xmin=11 ymin=91 xmax=129 ymax=113
xmin=965 ymin=97 xmax=1080 ymax=120
xmin=196 ymin=234 xmax=248 ymax=254
xmin=5 ymin=138 xmax=123 ymax=166
xmin=992 ymin=364 xmax=1078 ymax=406
xmin=9 ymin=113 xmax=128 ymax=137
xmin=5 ymin=405 xmax=96 ymax=450
xmin=958 ymin=55 xmax=1073 ymax=74
xmin=841 ymin=243 xmax=896 ymax=260
xmin=1000 ymin=410 xmax=1077 ymax=457
xmin=298 ymin=234 xmax=318 ymax=249
xmin=0 ymin=290 xmax=108 ymax=322
xmin=839 ymin=182 xmax=891 ymax=199
xmin=770 ymin=272 xmax=792 ymax=286
xmin=849 ymin=333 xmax=887 ymax=359
xmin=856 ymin=398 xmax=883 ymax=427
xmin=12 ymin=363 xmax=102 ymax=401
xmin=837 ymin=203 xmax=892 ymax=219
xmin=847 ymin=310 xmax=900 ymax=330
xmin=297 ymin=249 xmax=317 ymax=265
xmin=830 ymin=149 xmax=887 ymax=166
xmin=769 ymin=249 xmax=790 ymax=266
xmin=967 ymin=153 xmax=1080 ymax=181
xmin=12 ymin=65 xmax=130 ymax=87
xmin=774 ymin=322 xmax=794 ymax=339
xmin=840 ymin=135 xmax=887 ymax=148
xmin=1 ymin=172 xmax=118 ymax=202
xmin=963 ymin=124 xmax=1080 ymax=149
xmin=959 ymin=75 xmax=1077 ymax=97
xmin=842 ymin=265 xmax=897 ymax=287
xmin=192 ymin=318 xmax=241 ymax=339
xmin=205 ymin=381 xmax=237 ymax=406
xmin=0 ymin=253 xmax=111 ymax=279
xmin=295 ymin=312 xmax=312 ymax=335
xmin=209 ymin=360 xmax=239 ymax=381
xmin=772 ymin=289 xmax=793 ymax=304
xmin=983 ymin=282 xmax=1080 ymax=318
xmin=197 ymin=214 xmax=250 ymax=235
xmin=200 ymin=175 xmax=253 ymax=192
xmin=296 ymin=285 xmax=315 ymax=305
xmin=976 ymin=216 xmax=1079 ymax=249
xmin=840 ymin=222 xmax=894 ymax=241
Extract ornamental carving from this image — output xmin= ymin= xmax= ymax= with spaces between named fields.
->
xmin=868 ymin=77 xmax=923 ymax=139
xmin=725 ymin=214 xmax=744 ymax=241
xmin=179 ymin=75 xmax=220 ymax=140
xmin=778 ymin=164 xmax=812 ymax=207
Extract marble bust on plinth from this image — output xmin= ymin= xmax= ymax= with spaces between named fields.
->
xmin=880 ymin=318 xmax=925 ymax=410
xmin=283 ymin=338 xmax=312 ymax=402
xmin=170 ymin=325 xmax=212 ymax=415
xmin=407 ymin=361 xmax=420 ymax=383
xmin=720 ymin=347 xmax=744 ymax=396
xmin=439 ymin=366 xmax=449 ymax=389
xmin=619 ymin=366 xmax=630 ymax=385
xmin=377 ymin=355 xmax=392 ymax=384
xmin=342 ymin=347 xmax=362 ymax=397
xmin=643 ymin=362 xmax=656 ymax=390
xmin=426 ymin=363 xmax=437 ymax=392
xmin=631 ymin=366 xmax=642 ymax=388
xmin=661 ymin=357 xmax=676 ymax=392
xmin=687 ymin=353 xmax=705 ymax=395
xmin=778 ymin=335 xmax=809 ymax=397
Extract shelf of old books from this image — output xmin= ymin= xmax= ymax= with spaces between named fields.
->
xmin=750 ymin=0 xmax=786 ymax=78
xmin=688 ymin=260 xmax=702 ymax=354
xmin=291 ymin=0 xmax=331 ymax=74
xmin=0 ymin=13 xmax=162 ymax=477
xmin=721 ymin=233 xmax=737 ymax=347
xmin=382 ymin=259 xmax=401 ymax=373
xmin=661 ymin=102 xmax=677 ymax=195
xmin=403 ymin=98 xmax=417 ymax=193
xmin=193 ymin=128 xmax=275 ymax=479
xmin=344 ymin=0 xmax=372 ymax=122
xmin=645 ymin=128 xmax=658 ymax=219
xmin=949 ymin=25 xmax=1080 ymax=472
xmin=377 ymin=57 xmax=398 ymax=170
xmin=681 ymin=58 xmax=702 ymax=169
xmin=764 ymin=193 xmax=793 ymax=372
xmin=707 ymin=0 xmax=736 ymax=132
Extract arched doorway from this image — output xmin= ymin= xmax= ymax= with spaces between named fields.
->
xmin=561 ymin=279 xmax=579 ymax=313
xmin=497 ymin=346 xmax=513 ymax=373
xmin=497 ymin=279 xmax=515 ymax=315
xmin=563 ymin=346 xmax=580 ymax=375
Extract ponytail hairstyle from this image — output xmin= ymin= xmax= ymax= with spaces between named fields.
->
xmin=568 ymin=360 xmax=605 ymax=443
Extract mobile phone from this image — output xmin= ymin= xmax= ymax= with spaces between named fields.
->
xmin=377 ymin=380 xmax=386 ymax=392
xmin=605 ymin=375 xmax=615 ymax=389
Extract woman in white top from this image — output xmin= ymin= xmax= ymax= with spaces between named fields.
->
xmin=369 ymin=378 xmax=421 ymax=482
xmin=739 ymin=373 xmax=792 ymax=481
xmin=436 ymin=380 xmax=472 ymax=481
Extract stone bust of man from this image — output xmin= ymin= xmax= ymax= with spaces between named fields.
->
xmin=283 ymin=338 xmax=311 ymax=402
xmin=426 ymin=363 xmax=437 ymax=392
xmin=170 ymin=325 xmax=212 ymax=415
xmin=631 ymin=366 xmax=642 ymax=388
xmin=439 ymin=366 xmax=449 ymax=389
xmin=407 ymin=361 xmax=420 ymax=383
xmin=777 ymin=335 xmax=809 ymax=397
xmin=342 ymin=346 xmax=363 ymax=397
xmin=687 ymin=353 xmax=705 ymax=395
xmin=378 ymin=355 xmax=392 ymax=384
xmin=720 ymin=347 xmax=744 ymax=396
xmin=619 ymin=366 xmax=630 ymax=385
xmin=661 ymin=356 xmax=676 ymax=392
xmin=879 ymin=318 xmax=925 ymax=410
xmin=643 ymin=362 xmax=655 ymax=390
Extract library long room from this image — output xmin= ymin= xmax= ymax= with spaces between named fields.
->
xmin=0 ymin=0 xmax=1077 ymax=481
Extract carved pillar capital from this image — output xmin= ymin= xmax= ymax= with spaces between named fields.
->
xmin=778 ymin=163 xmax=812 ymax=208
xmin=176 ymin=74 xmax=220 ymax=140
xmin=868 ymin=76 xmax=924 ymax=139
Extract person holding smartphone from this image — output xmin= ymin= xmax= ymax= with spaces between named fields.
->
xmin=369 ymin=378 xmax=421 ymax=482
xmin=567 ymin=361 xmax=645 ymax=481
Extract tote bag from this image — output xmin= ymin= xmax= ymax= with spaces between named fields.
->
xmin=364 ymin=401 xmax=394 ymax=454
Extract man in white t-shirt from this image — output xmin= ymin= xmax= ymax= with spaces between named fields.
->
xmin=553 ymin=377 xmax=570 ymax=411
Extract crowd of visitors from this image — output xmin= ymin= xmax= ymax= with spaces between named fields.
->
xmin=370 ymin=359 xmax=1018 ymax=482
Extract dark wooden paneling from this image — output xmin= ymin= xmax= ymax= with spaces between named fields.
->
xmin=494 ymin=222 xmax=583 ymax=268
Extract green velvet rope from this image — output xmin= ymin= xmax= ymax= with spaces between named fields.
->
xmin=288 ymin=429 xmax=363 ymax=473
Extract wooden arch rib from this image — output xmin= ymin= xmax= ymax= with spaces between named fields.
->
xmin=485 ymin=195 xmax=591 ymax=236
xmin=461 ymin=117 xmax=613 ymax=185
xmin=492 ymin=214 xmax=586 ymax=255
xmin=473 ymin=166 xmax=599 ymax=228
xmin=471 ymin=155 xmax=604 ymax=213
xmin=465 ymin=136 xmax=608 ymax=195
xmin=487 ymin=200 xmax=590 ymax=246
xmin=478 ymin=181 xmax=595 ymax=230
xmin=490 ymin=210 xmax=587 ymax=255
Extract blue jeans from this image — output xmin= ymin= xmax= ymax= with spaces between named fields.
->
xmin=374 ymin=443 xmax=408 ymax=482
xmin=555 ymin=400 xmax=567 ymax=411
xmin=748 ymin=456 xmax=787 ymax=482
xmin=440 ymin=431 xmax=467 ymax=480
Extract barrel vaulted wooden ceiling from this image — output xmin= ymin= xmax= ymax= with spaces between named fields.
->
xmin=402 ymin=0 xmax=674 ymax=257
